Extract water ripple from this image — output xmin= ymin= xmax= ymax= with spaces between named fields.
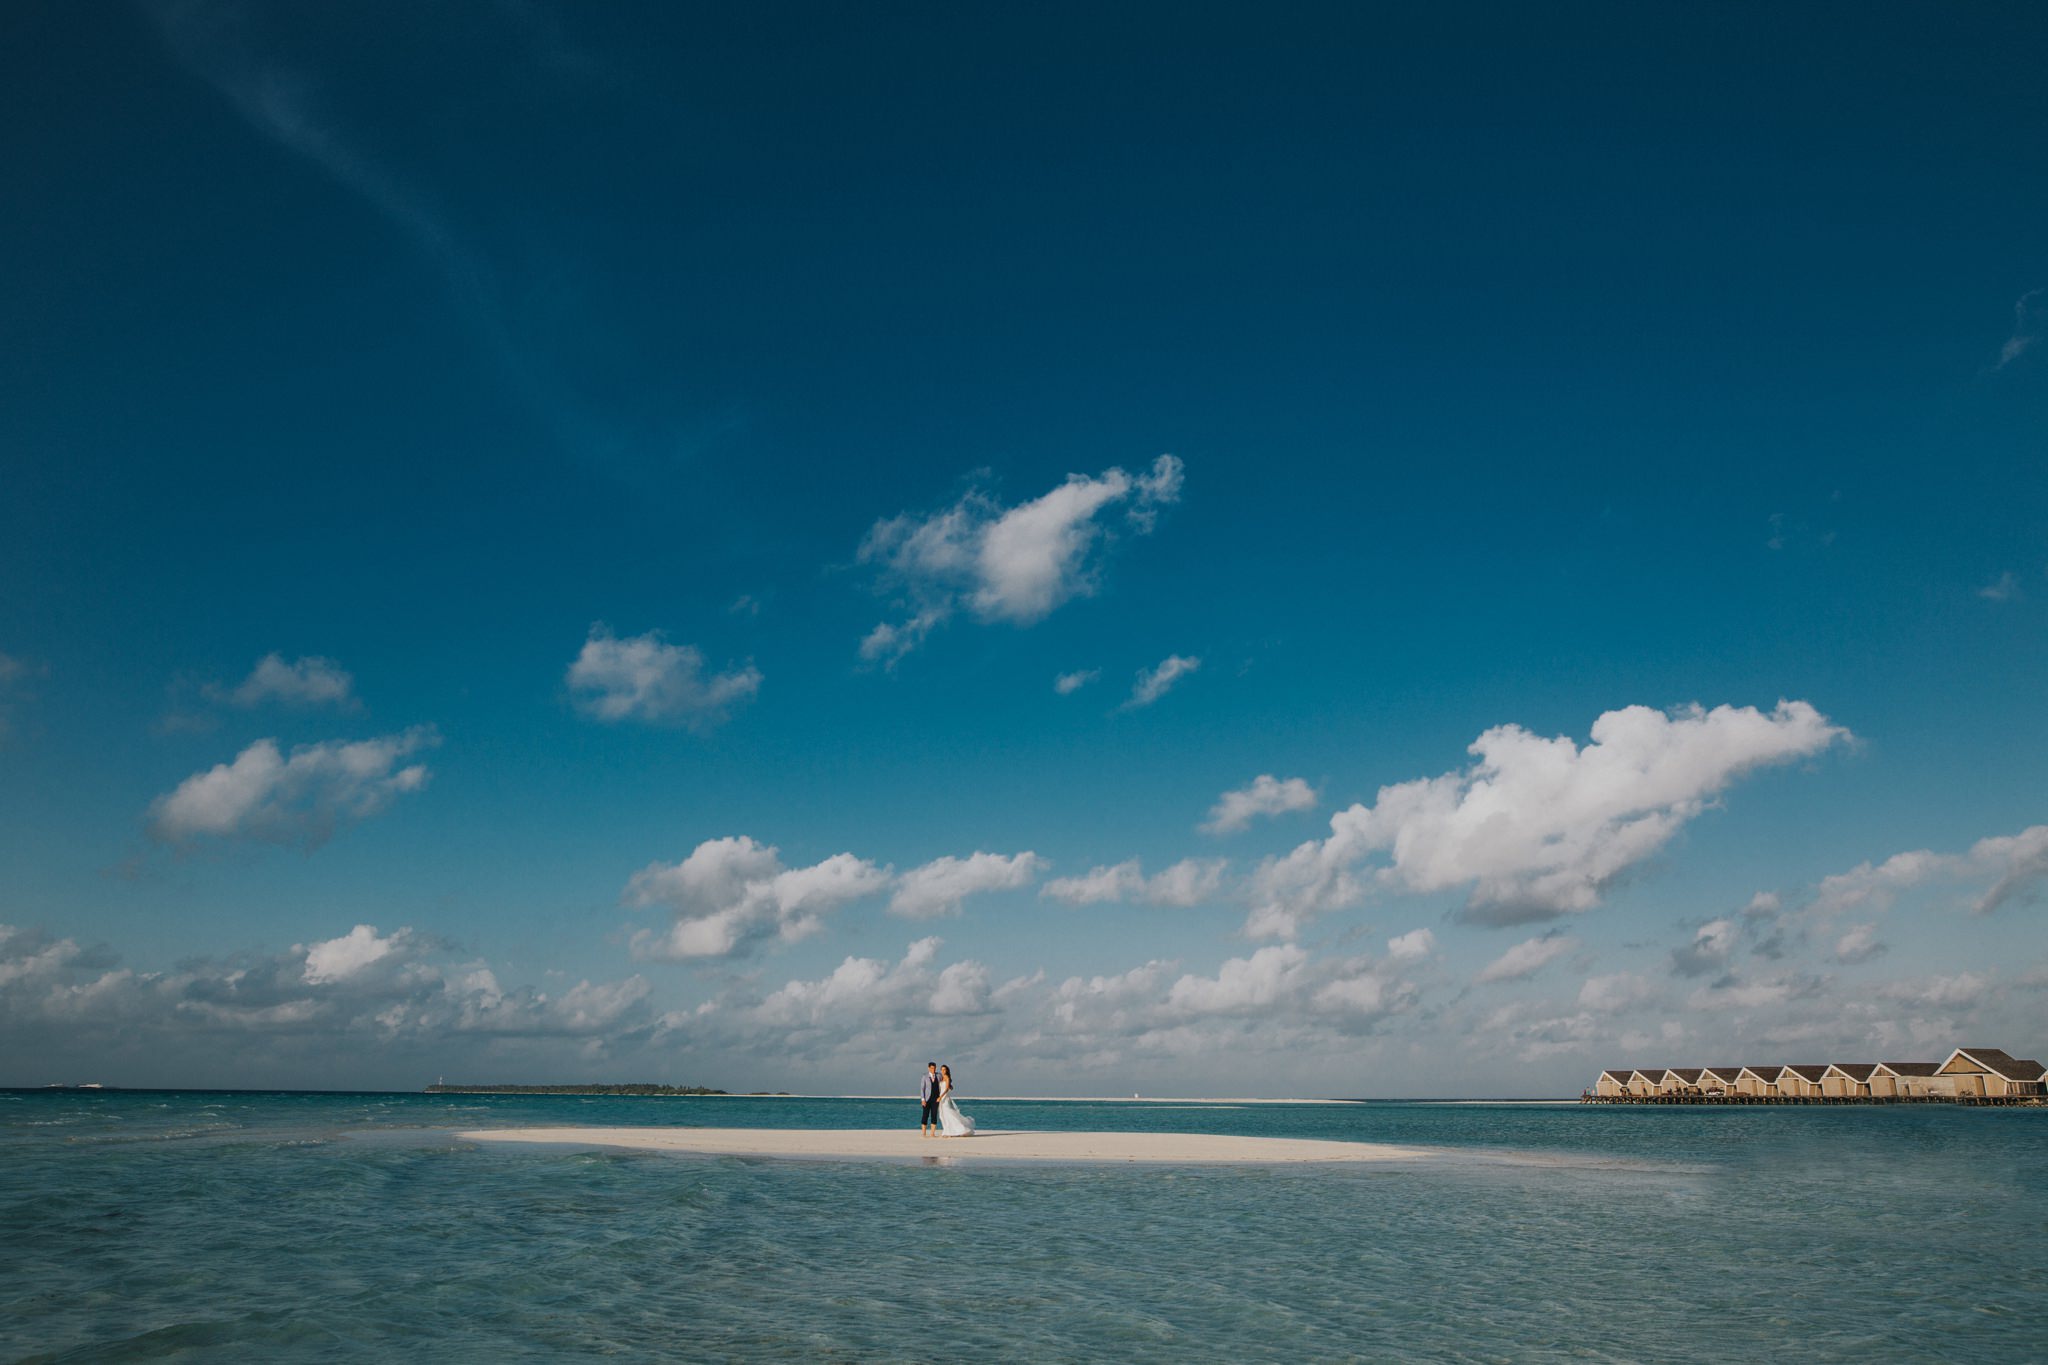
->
xmin=0 ymin=1091 xmax=2041 ymax=1361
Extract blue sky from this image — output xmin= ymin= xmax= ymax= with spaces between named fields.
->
xmin=3 ymin=3 xmax=2045 ymax=1095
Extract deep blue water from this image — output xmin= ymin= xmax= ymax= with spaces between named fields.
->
xmin=4 ymin=1091 xmax=2043 ymax=1362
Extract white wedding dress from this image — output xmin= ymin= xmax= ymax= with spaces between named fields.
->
xmin=937 ymin=1083 xmax=976 ymax=1136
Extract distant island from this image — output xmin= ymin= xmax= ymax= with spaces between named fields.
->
xmin=425 ymin=1083 xmax=727 ymax=1096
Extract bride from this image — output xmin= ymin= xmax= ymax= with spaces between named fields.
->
xmin=936 ymin=1064 xmax=976 ymax=1137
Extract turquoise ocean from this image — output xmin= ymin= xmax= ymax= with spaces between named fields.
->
xmin=4 ymin=1089 xmax=2043 ymax=1362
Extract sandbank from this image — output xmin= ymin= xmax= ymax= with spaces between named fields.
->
xmin=455 ymin=1125 xmax=1429 ymax=1164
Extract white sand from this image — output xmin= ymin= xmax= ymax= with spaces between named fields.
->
xmin=456 ymin=1125 xmax=1429 ymax=1164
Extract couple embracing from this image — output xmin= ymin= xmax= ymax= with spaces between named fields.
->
xmin=918 ymin=1062 xmax=976 ymax=1138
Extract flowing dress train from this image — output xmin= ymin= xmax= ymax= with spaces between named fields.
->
xmin=937 ymin=1084 xmax=975 ymax=1136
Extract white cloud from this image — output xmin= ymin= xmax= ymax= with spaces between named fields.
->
xmin=1809 ymin=823 xmax=2048 ymax=918
xmin=1022 ymin=941 xmax=1425 ymax=1077
xmin=1157 ymin=944 xmax=1421 ymax=1026
xmin=1166 ymin=944 xmax=1310 ymax=1016
xmin=216 ymin=653 xmax=358 ymax=710
xmin=1812 ymin=850 xmax=1949 ymax=917
xmin=1124 ymin=654 xmax=1200 ymax=709
xmin=1996 ymin=287 xmax=2044 ymax=370
xmin=0 ymin=921 xmax=656 ymax=1085
xmin=1125 ymin=454 xmax=1184 ymax=530
xmin=1041 ymin=858 xmax=1227 ymax=908
xmin=1683 ymin=969 xmax=1826 ymax=1012
xmin=1977 ymin=571 xmax=2020 ymax=603
xmin=1476 ymin=934 xmax=1575 ymax=984
xmin=1201 ymin=774 xmax=1318 ymax=836
xmin=0 ymin=927 xmax=85 ymax=988
xmin=1386 ymin=928 xmax=1436 ymax=961
xmin=1875 ymin=971 xmax=1989 ymax=1010
xmin=1243 ymin=700 xmax=1846 ymax=936
xmin=859 ymin=610 xmax=947 ymax=665
xmin=974 ymin=476 xmax=1143 ymax=623
xmin=149 ymin=728 xmax=438 ymax=847
xmin=857 ymin=456 xmax=1183 ymax=662
xmin=753 ymin=937 xmax=995 ymax=1029
xmin=626 ymin=836 xmax=889 ymax=960
xmin=889 ymin=851 xmax=1046 ymax=919
xmin=302 ymin=924 xmax=415 ymax=984
xmin=1670 ymin=918 xmax=1740 ymax=977
xmin=1139 ymin=858 xmax=1228 ymax=907
xmin=1833 ymin=923 xmax=1887 ymax=965
xmin=1577 ymin=972 xmax=1655 ymax=1014
xmin=1968 ymin=825 xmax=2048 ymax=914
xmin=566 ymin=625 xmax=760 ymax=727
xmin=1053 ymin=669 xmax=1100 ymax=695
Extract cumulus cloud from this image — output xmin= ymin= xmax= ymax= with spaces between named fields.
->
xmin=1833 ymin=923 xmax=1887 ymax=965
xmin=680 ymin=936 xmax=1426 ymax=1084
xmin=1742 ymin=893 xmax=1791 ymax=960
xmin=566 ymin=625 xmax=760 ymax=727
xmin=1812 ymin=851 xmax=1949 ymax=918
xmin=1124 ymin=654 xmax=1200 ymax=710
xmin=1969 ymin=826 xmax=2048 ymax=914
xmin=632 ymin=936 xmax=1029 ymax=1079
xmin=1166 ymin=944 xmax=1310 ymax=1016
xmin=1669 ymin=918 xmax=1742 ymax=978
xmin=0 ymin=926 xmax=97 ymax=988
xmin=1809 ymin=823 xmax=2048 ymax=918
xmin=1163 ymin=945 xmax=1419 ymax=1026
xmin=302 ymin=924 xmax=415 ymax=984
xmin=149 ymin=728 xmax=438 ymax=847
xmin=1243 ymin=700 xmax=1846 ymax=937
xmin=752 ymin=937 xmax=996 ymax=1030
xmin=889 ymin=851 xmax=1046 ymax=919
xmin=213 ymin=653 xmax=358 ymax=710
xmin=1201 ymin=774 xmax=1318 ymax=836
xmin=626 ymin=836 xmax=889 ymax=960
xmin=0 ymin=921 xmax=654 ymax=1085
xmin=1041 ymin=858 xmax=1227 ymax=908
xmin=1874 ymin=971 xmax=1989 ymax=1011
xmin=1386 ymin=928 xmax=1436 ymax=961
xmin=1476 ymin=934 xmax=1575 ymax=984
xmin=1577 ymin=972 xmax=1656 ymax=1014
xmin=857 ymin=456 xmax=1183 ymax=663
xmin=1053 ymin=669 xmax=1100 ymax=695
xmin=1685 ymin=971 xmax=1825 ymax=1012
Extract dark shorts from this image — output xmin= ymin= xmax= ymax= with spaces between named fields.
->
xmin=920 ymin=1098 xmax=940 ymax=1125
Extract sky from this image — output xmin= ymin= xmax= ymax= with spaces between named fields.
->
xmin=3 ymin=3 xmax=2045 ymax=1097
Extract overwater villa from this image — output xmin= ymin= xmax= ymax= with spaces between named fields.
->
xmin=1778 ymin=1064 xmax=1829 ymax=1099
xmin=1735 ymin=1064 xmax=1786 ymax=1099
xmin=1872 ymin=1061 xmax=1940 ymax=1098
xmin=1822 ymin=1063 xmax=1879 ymax=1099
xmin=1699 ymin=1066 xmax=1744 ymax=1094
xmin=1586 ymin=1047 xmax=2046 ymax=1105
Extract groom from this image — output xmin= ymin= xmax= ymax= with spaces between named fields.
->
xmin=919 ymin=1061 xmax=941 ymax=1137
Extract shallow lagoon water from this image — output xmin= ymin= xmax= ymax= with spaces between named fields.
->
xmin=3 ymin=1091 xmax=2043 ymax=1361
